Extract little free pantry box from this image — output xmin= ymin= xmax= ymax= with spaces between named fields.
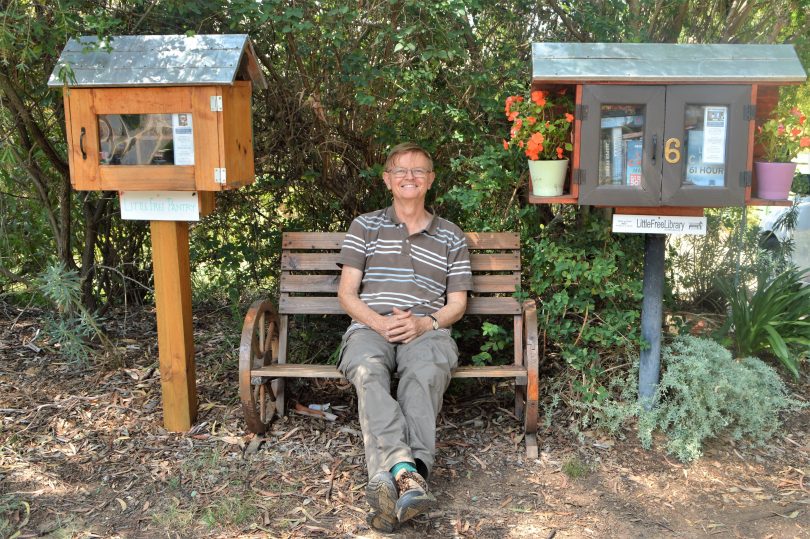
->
xmin=48 ymin=34 xmax=267 ymax=194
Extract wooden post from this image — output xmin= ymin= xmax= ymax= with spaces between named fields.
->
xmin=150 ymin=220 xmax=197 ymax=430
xmin=638 ymin=233 xmax=665 ymax=410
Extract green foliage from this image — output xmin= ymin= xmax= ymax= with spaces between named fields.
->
xmin=667 ymin=208 xmax=776 ymax=311
xmin=470 ymin=321 xmax=513 ymax=366
xmin=439 ymin=145 xmax=523 ymax=231
xmin=151 ymin=498 xmax=194 ymax=533
xmin=561 ymin=456 xmax=592 ymax=479
xmin=525 ymin=208 xmax=644 ymax=402
xmin=550 ymin=0 xmax=809 ymax=45
xmin=0 ymin=495 xmax=29 ymax=539
xmin=716 ymin=267 xmax=810 ymax=379
xmin=793 ymin=173 xmax=810 ymax=196
xmin=639 ymin=336 xmax=804 ymax=462
xmin=581 ymin=337 xmax=803 ymax=462
xmin=36 ymin=262 xmax=110 ymax=363
xmin=756 ymin=103 xmax=810 ymax=162
xmin=201 ymin=495 xmax=258 ymax=530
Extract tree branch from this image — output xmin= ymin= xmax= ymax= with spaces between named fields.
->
xmin=6 ymin=118 xmax=62 ymax=250
xmin=0 ymin=263 xmax=28 ymax=285
xmin=0 ymin=70 xmax=69 ymax=177
xmin=544 ymin=0 xmax=591 ymax=42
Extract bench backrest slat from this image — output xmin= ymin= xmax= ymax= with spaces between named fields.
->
xmin=281 ymin=273 xmax=520 ymax=294
xmin=282 ymin=231 xmax=519 ymax=250
xmin=279 ymin=296 xmax=521 ymax=315
xmin=281 ymin=252 xmax=520 ymax=272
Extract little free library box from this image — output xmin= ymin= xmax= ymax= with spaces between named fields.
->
xmin=529 ymin=42 xmax=807 ymax=210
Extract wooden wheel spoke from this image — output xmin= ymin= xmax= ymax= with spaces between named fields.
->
xmin=263 ymin=321 xmax=276 ymax=357
xmin=259 ymin=384 xmax=266 ymax=422
xmin=240 ymin=301 xmax=281 ymax=434
xmin=258 ymin=311 xmax=266 ymax=353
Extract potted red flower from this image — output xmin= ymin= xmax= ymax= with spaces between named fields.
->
xmin=503 ymin=88 xmax=574 ymax=196
xmin=755 ymin=103 xmax=810 ymax=199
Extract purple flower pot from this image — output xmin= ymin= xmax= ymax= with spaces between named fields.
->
xmin=754 ymin=161 xmax=796 ymax=200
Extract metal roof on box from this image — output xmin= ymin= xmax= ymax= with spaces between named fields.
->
xmin=47 ymin=34 xmax=267 ymax=89
xmin=532 ymin=43 xmax=807 ymax=83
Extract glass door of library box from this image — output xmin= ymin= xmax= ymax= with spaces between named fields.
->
xmin=578 ymin=85 xmax=751 ymax=207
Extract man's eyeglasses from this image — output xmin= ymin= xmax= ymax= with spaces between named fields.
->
xmin=386 ymin=167 xmax=432 ymax=179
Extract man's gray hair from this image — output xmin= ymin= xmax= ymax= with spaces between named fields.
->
xmin=384 ymin=143 xmax=433 ymax=171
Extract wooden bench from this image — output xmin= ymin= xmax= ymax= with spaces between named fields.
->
xmin=238 ymin=231 xmax=540 ymax=457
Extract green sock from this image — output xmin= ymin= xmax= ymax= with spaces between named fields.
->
xmin=390 ymin=462 xmax=417 ymax=478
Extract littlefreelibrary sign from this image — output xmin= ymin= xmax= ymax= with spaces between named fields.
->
xmin=612 ymin=214 xmax=707 ymax=235
xmin=120 ymin=191 xmax=201 ymax=221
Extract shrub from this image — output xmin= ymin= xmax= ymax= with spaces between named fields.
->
xmin=525 ymin=208 xmax=644 ymax=403
xmin=640 ymin=336 xmax=803 ymax=462
xmin=667 ymin=208 xmax=770 ymax=311
xmin=36 ymin=263 xmax=111 ymax=363
xmin=716 ymin=266 xmax=810 ymax=379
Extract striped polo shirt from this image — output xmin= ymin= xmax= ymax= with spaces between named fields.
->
xmin=339 ymin=206 xmax=473 ymax=332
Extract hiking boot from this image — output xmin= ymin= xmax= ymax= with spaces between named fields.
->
xmin=394 ymin=470 xmax=435 ymax=523
xmin=366 ymin=471 xmax=398 ymax=532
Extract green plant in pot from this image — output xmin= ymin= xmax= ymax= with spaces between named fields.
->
xmin=754 ymin=104 xmax=809 ymax=200
xmin=503 ymin=88 xmax=574 ymax=197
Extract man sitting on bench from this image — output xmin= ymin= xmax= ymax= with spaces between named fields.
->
xmin=337 ymin=142 xmax=474 ymax=531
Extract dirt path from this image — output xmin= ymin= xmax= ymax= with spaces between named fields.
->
xmin=1 ymin=307 xmax=809 ymax=538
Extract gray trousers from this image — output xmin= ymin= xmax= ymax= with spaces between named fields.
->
xmin=338 ymin=328 xmax=458 ymax=480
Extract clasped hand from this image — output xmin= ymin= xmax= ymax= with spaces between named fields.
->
xmin=379 ymin=307 xmax=429 ymax=343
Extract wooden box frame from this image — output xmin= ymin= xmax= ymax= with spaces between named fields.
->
xmin=63 ymin=82 xmax=254 ymax=191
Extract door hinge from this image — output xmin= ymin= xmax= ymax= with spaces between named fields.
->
xmin=210 ymin=95 xmax=223 ymax=112
xmin=214 ymin=168 xmax=227 ymax=184
xmin=744 ymin=104 xmax=756 ymax=121
xmin=740 ymin=170 xmax=751 ymax=187
xmin=572 ymin=168 xmax=585 ymax=185
xmin=575 ymin=104 xmax=588 ymax=121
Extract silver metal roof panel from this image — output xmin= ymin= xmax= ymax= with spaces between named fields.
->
xmin=48 ymin=34 xmax=267 ymax=89
xmin=532 ymin=43 xmax=807 ymax=83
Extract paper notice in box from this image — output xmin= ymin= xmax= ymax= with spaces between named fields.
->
xmin=702 ymin=107 xmax=727 ymax=164
xmin=172 ymin=113 xmax=194 ymax=165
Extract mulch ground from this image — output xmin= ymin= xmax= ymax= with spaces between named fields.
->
xmin=1 ymin=303 xmax=809 ymax=538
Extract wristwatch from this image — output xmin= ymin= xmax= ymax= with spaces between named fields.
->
xmin=428 ymin=314 xmax=439 ymax=331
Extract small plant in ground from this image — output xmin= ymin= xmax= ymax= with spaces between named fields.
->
xmin=180 ymin=448 xmax=226 ymax=491
xmin=151 ymin=497 xmax=194 ymax=533
xmin=36 ymin=262 xmax=112 ymax=364
xmin=201 ymin=494 xmax=259 ymax=530
xmin=561 ymin=455 xmax=591 ymax=479
xmin=471 ymin=321 xmax=513 ymax=366
xmin=716 ymin=266 xmax=810 ymax=378
xmin=580 ymin=336 xmax=803 ymax=462
xmin=642 ymin=336 xmax=803 ymax=462
xmin=0 ymin=495 xmax=29 ymax=538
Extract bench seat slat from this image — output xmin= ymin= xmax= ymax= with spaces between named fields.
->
xmin=252 ymin=363 xmax=527 ymax=379
xmin=279 ymin=296 xmax=521 ymax=315
xmin=282 ymin=231 xmax=519 ymax=250
xmin=282 ymin=252 xmax=519 ymax=271
xmin=281 ymin=273 xmax=520 ymax=294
